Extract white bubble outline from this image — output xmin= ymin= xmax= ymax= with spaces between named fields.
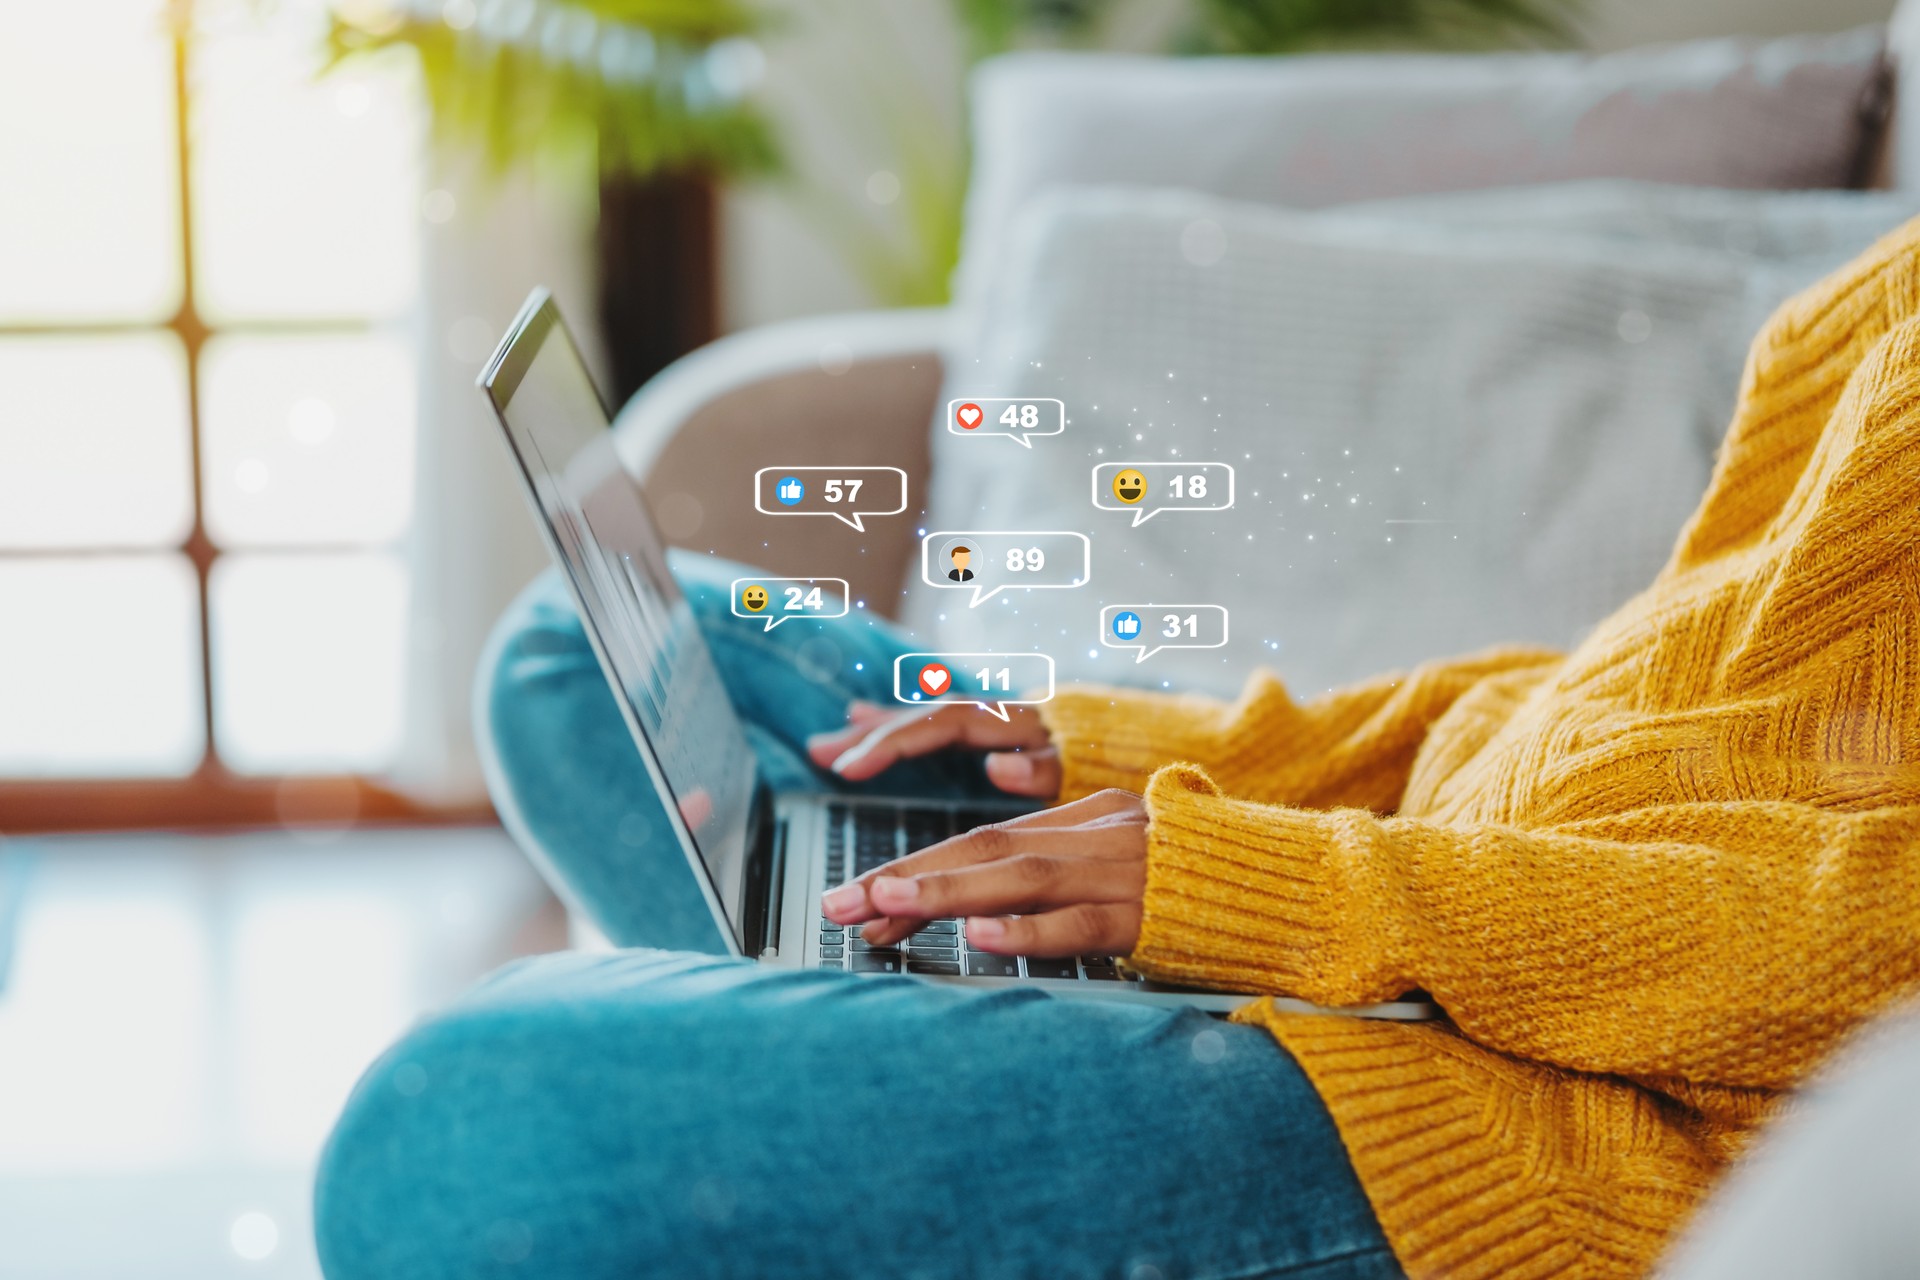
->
xmin=1100 ymin=603 xmax=1230 ymax=663
xmin=920 ymin=530 xmax=1091 ymax=608
xmin=1090 ymin=461 xmax=1236 ymax=526
xmin=945 ymin=397 xmax=1066 ymax=449
xmin=728 ymin=576 xmax=851 ymax=632
xmin=892 ymin=651 xmax=1056 ymax=722
xmin=752 ymin=466 xmax=908 ymax=532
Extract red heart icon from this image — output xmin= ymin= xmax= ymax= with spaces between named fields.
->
xmin=956 ymin=403 xmax=982 ymax=429
xmin=917 ymin=663 xmax=951 ymax=697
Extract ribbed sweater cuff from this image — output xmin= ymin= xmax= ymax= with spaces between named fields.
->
xmin=1128 ymin=763 xmax=1409 ymax=1006
xmin=1040 ymin=687 xmax=1227 ymax=802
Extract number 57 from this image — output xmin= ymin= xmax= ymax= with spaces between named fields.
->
xmin=822 ymin=478 xmax=863 ymax=503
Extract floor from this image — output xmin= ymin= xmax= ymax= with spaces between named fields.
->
xmin=0 ymin=827 xmax=562 ymax=1280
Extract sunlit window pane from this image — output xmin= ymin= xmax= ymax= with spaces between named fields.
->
xmin=211 ymin=553 xmax=408 ymax=773
xmin=0 ymin=556 xmax=204 ymax=777
xmin=189 ymin=0 xmax=422 ymax=321
xmin=200 ymin=333 xmax=416 ymax=547
xmin=0 ymin=335 xmax=194 ymax=550
xmin=0 ymin=0 xmax=181 ymax=322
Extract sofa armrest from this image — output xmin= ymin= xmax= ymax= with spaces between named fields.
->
xmin=613 ymin=308 xmax=950 ymax=620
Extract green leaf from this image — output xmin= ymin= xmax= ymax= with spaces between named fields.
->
xmin=326 ymin=1 xmax=781 ymax=180
xmin=1177 ymin=0 xmax=1584 ymax=54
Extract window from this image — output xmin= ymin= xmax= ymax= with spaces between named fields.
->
xmin=0 ymin=0 xmax=451 ymax=829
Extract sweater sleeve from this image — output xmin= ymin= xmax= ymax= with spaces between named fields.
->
xmin=1038 ymin=646 xmax=1560 ymax=812
xmin=1669 ymin=209 xmax=1920 ymax=571
xmin=1133 ymin=766 xmax=1920 ymax=1089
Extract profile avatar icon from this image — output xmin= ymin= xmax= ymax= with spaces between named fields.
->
xmin=741 ymin=584 xmax=769 ymax=612
xmin=946 ymin=545 xmax=975 ymax=582
xmin=1112 ymin=469 xmax=1147 ymax=504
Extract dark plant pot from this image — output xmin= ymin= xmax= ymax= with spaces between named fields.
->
xmin=595 ymin=169 xmax=719 ymax=406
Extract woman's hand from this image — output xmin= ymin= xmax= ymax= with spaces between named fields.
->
xmin=806 ymin=699 xmax=1061 ymax=799
xmin=818 ymin=789 xmax=1147 ymax=956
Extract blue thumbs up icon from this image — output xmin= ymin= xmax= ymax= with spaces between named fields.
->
xmin=1111 ymin=610 xmax=1142 ymax=640
xmin=776 ymin=476 xmax=806 ymax=506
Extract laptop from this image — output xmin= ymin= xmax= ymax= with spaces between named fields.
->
xmin=480 ymin=288 xmax=1435 ymax=1020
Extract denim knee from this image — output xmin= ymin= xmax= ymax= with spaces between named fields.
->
xmin=313 ymin=988 xmax=525 ymax=1279
xmin=475 ymin=571 xmax=727 ymax=953
xmin=318 ymin=954 xmax=673 ymax=1279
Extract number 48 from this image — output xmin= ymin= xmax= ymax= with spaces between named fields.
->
xmin=999 ymin=404 xmax=1040 ymax=429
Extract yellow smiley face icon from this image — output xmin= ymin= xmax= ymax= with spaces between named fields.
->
xmin=741 ymin=584 xmax=769 ymax=612
xmin=1112 ymin=469 xmax=1147 ymax=504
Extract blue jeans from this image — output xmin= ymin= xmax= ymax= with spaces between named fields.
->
xmin=314 ymin=559 xmax=1401 ymax=1280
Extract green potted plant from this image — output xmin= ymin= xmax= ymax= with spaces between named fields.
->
xmin=329 ymin=0 xmax=780 ymax=400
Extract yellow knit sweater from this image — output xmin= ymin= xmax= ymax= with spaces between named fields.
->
xmin=1041 ymin=221 xmax=1920 ymax=1278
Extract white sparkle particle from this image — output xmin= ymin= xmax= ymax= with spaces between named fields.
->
xmin=230 ymin=1212 xmax=279 ymax=1261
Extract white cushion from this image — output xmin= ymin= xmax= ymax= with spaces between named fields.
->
xmin=913 ymin=182 xmax=1917 ymax=698
xmin=954 ymin=30 xmax=1888 ymax=308
xmin=1882 ymin=0 xmax=1920 ymax=189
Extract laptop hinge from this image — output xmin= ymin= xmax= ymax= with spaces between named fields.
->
xmin=739 ymin=786 xmax=785 ymax=960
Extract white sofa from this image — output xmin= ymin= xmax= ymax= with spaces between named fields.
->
xmin=615 ymin=20 xmax=1912 ymax=628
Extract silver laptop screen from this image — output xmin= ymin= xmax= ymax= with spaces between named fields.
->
xmin=483 ymin=298 xmax=757 ymax=947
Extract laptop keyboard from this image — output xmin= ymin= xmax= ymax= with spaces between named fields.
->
xmin=816 ymin=803 xmax=1137 ymax=984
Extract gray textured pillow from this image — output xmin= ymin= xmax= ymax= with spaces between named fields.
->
xmin=955 ymin=30 xmax=1889 ymax=308
xmin=914 ymin=183 xmax=1918 ymax=698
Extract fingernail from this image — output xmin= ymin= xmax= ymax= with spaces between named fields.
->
xmin=870 ymin=876 xmax=919 ymax=907
xmin=966 ymin=916 xmax=1004 ymax=943
xmin=987 ymin=752 xmax=1033 ymax=781
xmin=821 ymin=883 xmax=865 ymax=917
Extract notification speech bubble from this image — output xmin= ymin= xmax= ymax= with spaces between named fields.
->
xmin=920 ymin=530 xmax=1090 ymax=608
xmin=730 ymin=576 xmax=850 ymax=632
xmin=892 ymin=651 xmax=1056 ymax=722
xmin=1091 ymin=461 xmax=1235 ymax=526
xmin=753 ymin=467 xmax=908 ymax=532
xmin=1102 ymin=603 xmax=1229 ymax=663
xmin=946 ymin=398 xmax=1065 ymax=449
